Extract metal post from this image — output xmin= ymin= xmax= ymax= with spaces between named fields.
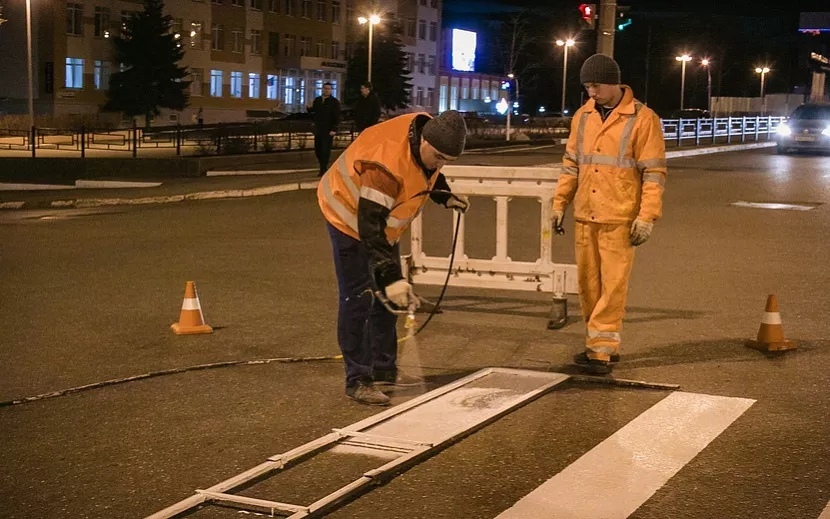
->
xmin=31 ymin=126 xmax=36 ymax=158
xmin=176 ymin=124 xmax=181 ymax=155
xmin=80 ymin=126 xmax=85 ymax=158
xmin=741 ymin=116 xmax=746 ymax=142
xmin=25 ymin=0 xmax=34 ymax=132
xmin=560 ymin=45 xmax=569 ymax=115
xmin=694 ymin=119 xmax=700 ymax=146
xmin=367 ymin=22 xmax=373 ymax=83
xmin=680 ymin=59 xmax=687 ymax=110
xmin=132 ymin=119 xmax=138 ymax=158
xmin=596 ymin=0 xmax=616 ymax=57
xmin=506 ymin=110 xmax=511 ymax=141
xmin=707 ymin=67 xmax=712 ymax=114
xmin=727 ymin=116 xmax=732 ymax=144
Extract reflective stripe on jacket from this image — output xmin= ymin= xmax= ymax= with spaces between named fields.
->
xmin=317 ymin=112 xmax=439 ymax=243
xmin=553 ymin=86 xmax=667 ymax=224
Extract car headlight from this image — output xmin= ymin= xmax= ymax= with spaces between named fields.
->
xmin=776 ymin=123 xmax=792 ymax=136
xmin=822 ymin=127 xmax=830 ymax=136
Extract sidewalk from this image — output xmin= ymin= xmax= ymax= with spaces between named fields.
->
xmin=0 ymin=140 xmax=775 ymax=210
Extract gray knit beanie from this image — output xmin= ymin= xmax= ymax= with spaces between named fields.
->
xmin=423 ymin=110 xmax=467 ymax=157
xmin=580 ymin=53 xmax=621 ymax=85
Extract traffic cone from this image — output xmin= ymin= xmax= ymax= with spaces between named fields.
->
xmin=746 ymin=294 xmax=795 ymax=352
xmin=171 ymin=281 xmax=213 ymax=335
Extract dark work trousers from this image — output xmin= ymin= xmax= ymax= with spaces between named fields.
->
xmin=314 ymin=131 xmax=334 ymax=176
xmin=326 ymin=223 xmax=399 ymax=388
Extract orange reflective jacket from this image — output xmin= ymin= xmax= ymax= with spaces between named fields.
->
xmin=553 ymin=86 xmax=667 ymax=224
xmin=317 ymin=113 xmax=440 ymax=243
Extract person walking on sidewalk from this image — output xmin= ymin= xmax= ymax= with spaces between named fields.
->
xmin=307 ymin=82 xmax=341 ymax=176
xmin=552 ymin=53 xmax=667 ymax=375
xmin=353 ymin=82 xmax=382 ymax=132
xmin=317 ymin=110 xmax=471 ymax=406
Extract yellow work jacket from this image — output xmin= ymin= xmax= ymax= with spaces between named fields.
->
xmin=317 ymin=113 xmax=440 ymax=243
xmin=553 ymin=86 xmax=667 ymax=225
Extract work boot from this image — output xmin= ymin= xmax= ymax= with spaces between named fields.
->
xmin=572 ymin=352 xmax=615 ymax=375
xmin=373 ymin=370 xmax=425 ymax=388
xmin=345 ymin=380 xmax=390 ymax=406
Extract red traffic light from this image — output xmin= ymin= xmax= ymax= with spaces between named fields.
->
xmin=578 ymin=3 xmax=596 ymax=28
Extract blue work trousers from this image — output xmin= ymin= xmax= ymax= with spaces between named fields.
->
xmin=326 ymin=223 xmax=399 ymax=388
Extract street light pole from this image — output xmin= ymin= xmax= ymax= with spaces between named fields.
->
xmin=556 ymin=38 xmax=575 ymax=115
xmin=755 ymin=66 xmax=770 ymax=115
xmin=701 ymin=58 xmax=712 ymax=114
xmin=675 ymin=54 xmax=692 ymax=110
xmin=358 ymin=14 xmax=380 ymax=83
xmin=25 ymin=0 xmax=34 ymax=129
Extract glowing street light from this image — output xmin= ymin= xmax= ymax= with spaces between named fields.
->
xmin=358 ymin=14 xmax=381 ymax=82
xmin=755 ymin=66 xmax=770 ymax=115
xmin=556 ymin=38 xmax=576 ymax=116
xmin=675 ymin=54 xmax=693 ymax=110
xmin=701 ymin=58 xmax=712 ymax=114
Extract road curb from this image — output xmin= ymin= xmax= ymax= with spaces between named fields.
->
xmin=0 ymin=141 xmax=777 ymax=210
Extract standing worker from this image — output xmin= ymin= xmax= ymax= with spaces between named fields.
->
xmin=552 ymin=53 xmax=667 ymax=375
xmin=318 ymin=110 xmax=470 ymax=406
xmin=354 ymin=81 xmax=382 ymax=132
xmin=307 ymin=82 xmax=341 ymax=177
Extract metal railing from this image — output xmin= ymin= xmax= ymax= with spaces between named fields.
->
xmin=0 ymin=116 xmax=784 ymax=158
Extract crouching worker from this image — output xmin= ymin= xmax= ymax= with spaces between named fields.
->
xmin=317 ymin=110 xmax=470 ymax=406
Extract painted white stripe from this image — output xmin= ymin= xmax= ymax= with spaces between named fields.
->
xmin=817 ymin=499 xmax=830 ymax=519
xmin=205 ymin=168 xmax=317 ymax=177
xmin=495 ymin=392 xmax=755 ymax=519
xmin=74 ymin=180 xmax=162 ymax=189
xmin=0 ymin=183 xmax=75 ymax=191
xmin=0 ymin=201 xmax=26 ymax=209
xmin=761 ymin=311 xmax=782 ymax=325
xmin=181 ymin=298 xmax=202 ymax=311
xmin=731 ymin=201 xmax=817 ymax=211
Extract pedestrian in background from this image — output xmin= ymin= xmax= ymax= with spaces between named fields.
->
xmin=307 ymin=82 xmax=341 ymax=176
xmin=317 ymin=110 xmax=470 ymax=406
xmin=552 ymin=53 xmax=667 ymax=375
xmin=354 ymin=81 xmax=382 ymax=132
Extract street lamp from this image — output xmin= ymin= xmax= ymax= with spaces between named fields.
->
xmin=506 ymin=72 xmax=517 ymax=141
xmin=358 ymin=14 xmax=380 ymax=82
xmin=556 ymin=38 xmax=576 ymax=116
xmin=675 ymin=54 xmax=692 ymax=110
xmin=755 ymin=66 xmax=770 ymax=114
xmin=701 ymin=58 xmax=712 ymax=115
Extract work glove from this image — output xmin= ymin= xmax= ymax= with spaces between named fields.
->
xmin=446 ymin=194 xmax=470 ymax=214
xmin=629 ymin=218 xmax=654 ymax=246
xmin=552 ymin=210 xmax=565 ymax=235
xmin=384 ymin=279 xmax=418 ymax=309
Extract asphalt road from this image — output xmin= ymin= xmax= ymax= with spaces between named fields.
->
xmin=1 ymin=147 xmax=829 ymax=519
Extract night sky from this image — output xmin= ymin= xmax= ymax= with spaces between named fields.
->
xmin=444 ymin=0 xmax=830 ymax=114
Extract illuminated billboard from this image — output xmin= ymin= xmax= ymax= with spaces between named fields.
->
xmin=451 ymin=29 xmax=477 ymax=72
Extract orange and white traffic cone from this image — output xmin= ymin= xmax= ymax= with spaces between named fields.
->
xmin=746 ymin=294 xmax=795 ymax=352
xmin=171 ymin=281 xmax=213 ymax=335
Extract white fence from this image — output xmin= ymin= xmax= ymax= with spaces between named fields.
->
xmin=402 ymin=165 xmax=578 ymax=298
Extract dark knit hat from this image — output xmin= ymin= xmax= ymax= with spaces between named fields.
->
xmin=423 ymin=110 xmax=467 ymax=157
xmin=580 ymin=53 xmax=621 ymax=85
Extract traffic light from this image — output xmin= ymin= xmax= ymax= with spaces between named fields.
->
xmin=616 ymin=5 xmax=631 ymax=31
xmin=578 ymin=4 xmax=596 ymax=29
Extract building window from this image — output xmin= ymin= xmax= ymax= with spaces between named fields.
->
xmin=331 ymin=40 xmax=339 ymax=59
xmin=406 ymin=53 xmax=414 ymax=72
xmin=406 ymin=18 xmax=416 ymax=38
xmin=314 ymin=79 xmax=323 ymax=97
xmin=251 ymin=0 xmax=263 ymax=9
xmin=284 ymin=77 xmax=295 ymax=105
xmin=210 ymin=69 xmax=223 ymax=96
xmin=268 ymin=32 xmax=280 ymax=56
xmin=345 ymin=0 xmax=353 ymax=24
xmin=120 ymin=10 xmax=135 ymax=35
xmin=269 ymin=0 xmax=279 ymax=12
xmin=65 ymin=57 xmax=84 ymax=88
xmin=316 ymin=41 xmax=325 ymax=57
xmin=414 ymin=87 xmax=423 ymax=106
xmin=190 ymin=22 xmax=203 ymax=49
xmin=266 ymin=74 xmax=278 ymax=99
xmin=301 ymin=0 xmax=310 ymax=18
xmin=232 ymin=0 xmax=243 ymax=6
xmin=249 ymin=73 xmax=261 ymax=98
xmin=345 ymin=42 xmax=353 ymax=59
xmin=284 ymin=0 xmax=294 ymax=15
xmin=171 ymin=18 xmax=183 ymax=38
xmin=93 ymin=60 xmax=110 ymax=89
xmin=417 ymin=54 xmax=425 ymax=74
xmin=427 ymin=55 xmax=436 ymax=75
xmin=67 ymin=3 xmax=83 ymax=35
xmin=426 ymin=87 xmax=434 ymax=108
xmin=471 ymin=79 xmax=479 ymax=100
xmin=300 ymin=36 xmax=311 ymax=56
xmin=450 ymin=85 xmax=458 ymax=110
xmin=211 ymin=24 xmax=223 ymax=51
xmin=251 ymin=30 xmax=261 ymax=55
xmin=212 ymin=0 xmax=222 ymax=4
xmin=429 ymin=21 xmax=436 ymax=41
xmin=439 ymin=84 xmax=448 ymax=112
xmin=331 ymin=0 xmax=340 ymax=24
xmin=230 ymin=71 xmax=243 ymax=98
xmin=491 ymin=87 xmax=498 ymax=101
xmin=316 ymin=0 xmax=325 ymax=21
xmin=284 ymin=34 xmax=295 ymax=56
xmin=191 ymin=68 xmax=203 ymax=96
xmin=94 ymin=7 xmax=110 ymax=37
xmin=232 ymin=29 xmax=244 ymax=53
xmin=418 ymin=19 xmax=426 ymax=40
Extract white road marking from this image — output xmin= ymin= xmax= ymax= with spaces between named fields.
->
xmin=731 ymin=201 xmax=818 ymax=211
xmin=495 ymin=391 xmax=755 ymax=519
xmin=818 ymin=499 xmax=830 ymax=519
